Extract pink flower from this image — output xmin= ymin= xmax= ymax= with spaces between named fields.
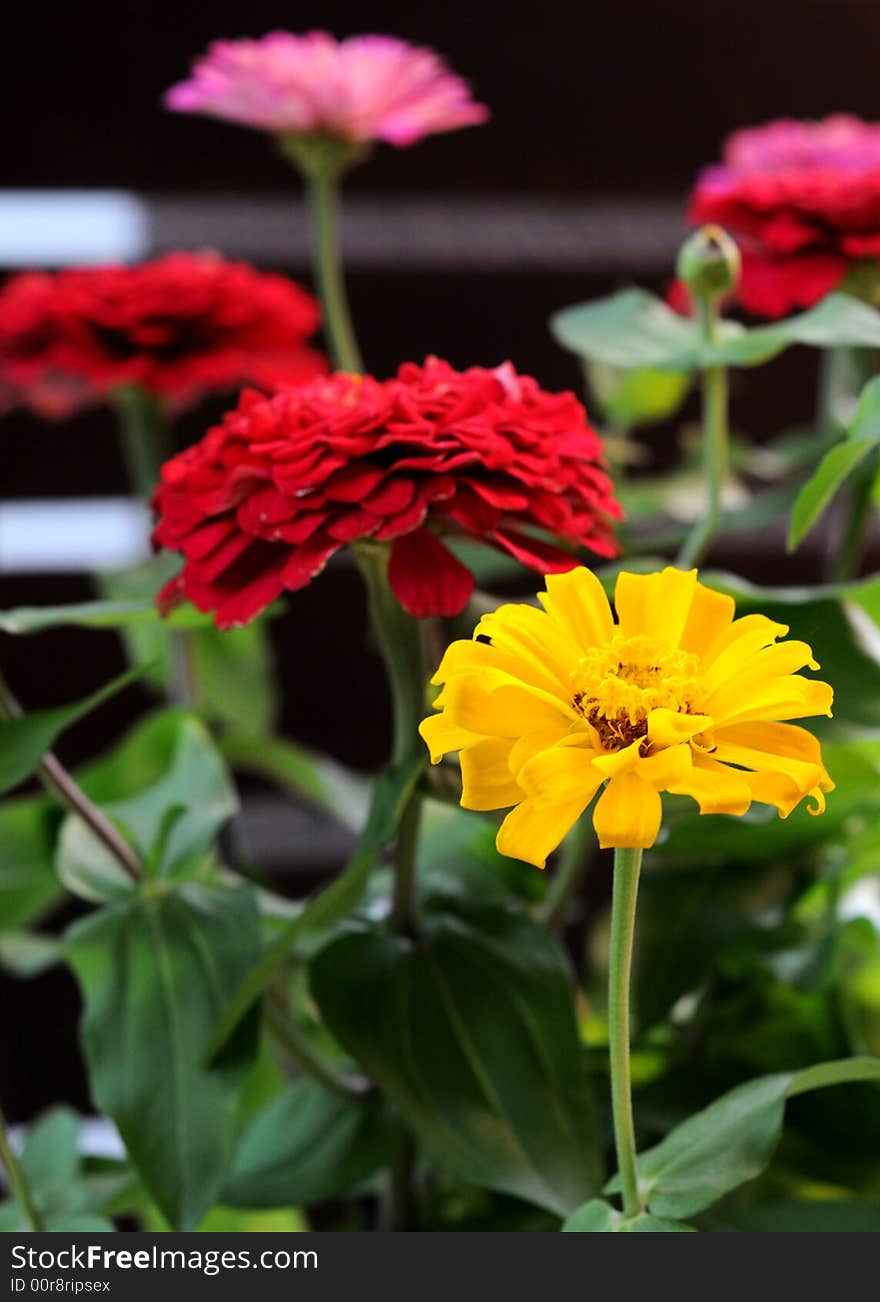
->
xmin=164 ymin=31 xmax=489 ymax=147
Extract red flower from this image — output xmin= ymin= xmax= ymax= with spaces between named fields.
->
xmin=152 ymin=357 xmax=621 ymax=627
xmin=687 ymin=116 xmax=880 ymax=317
xmin=0 ymin=252 xmax=326 ymax=416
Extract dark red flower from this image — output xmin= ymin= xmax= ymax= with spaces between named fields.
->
xmin=152 ymin=356 xmax=622 ymax=626
xmin=0 ymin=252 xmax=326 ymax=416
xmin=687 ymin=116 xmax=880 ymax=317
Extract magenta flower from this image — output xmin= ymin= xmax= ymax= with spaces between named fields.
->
xmin=164 ymin=31 xmax=489 ymax=147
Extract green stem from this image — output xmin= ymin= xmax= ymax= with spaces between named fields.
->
xmin=266 ymin=996 xmax=370 ymax=1100
xmin=540 ymin=814 xmax=591 ymax=930
xmin=306 ymin=164 xmax=363 ymax=373
xmin=0 ymin=1104 xmax=43 ymax=1231
xmin=677 ymin=299 xmax=729 ymax=570
xmin=113 ymin=386 xmax=170 ymax=501
xmin=380 ymin=1135 xmax=418 ymax=1232
xmin=0 ymin=670 xmax=141 ymax=881
xmin=608 ymin=845 xmax=644 ymax=1219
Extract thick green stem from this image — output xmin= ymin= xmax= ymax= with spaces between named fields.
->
xmin=608 ymin=845 xmax=644 ymax=1219
xmin=306 ymin=165 xmax=363 ymax=373
xmin=113 ymin=386 xmax=170 ymax=501
xmin=0 ymin=670 xmax=141 ymax=881
xmin=677 ymin=299 xmax=729 ymax=570
xmin=540 ymin=814 xmax=591 ymax=930
xmin=0 ymin=1104 xmax=43 ymax=1231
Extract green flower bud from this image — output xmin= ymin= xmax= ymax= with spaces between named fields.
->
xmin=676 ymin=225 xmax=741 ymax=302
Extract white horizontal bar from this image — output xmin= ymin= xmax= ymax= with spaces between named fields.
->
xmin=0 ymin=191 xmax=149 ymax=266
xmin=0 ymin=498 xmax=151 ymax=573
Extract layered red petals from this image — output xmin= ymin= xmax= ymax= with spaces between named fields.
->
xmin=152 ymin=357 xmax=621 ymax=627
xmin=687 ymin=116 xmax=880 ymax=317
xmin=0 ymin=252 xmax=326 ymax=416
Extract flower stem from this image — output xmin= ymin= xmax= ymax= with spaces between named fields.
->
xmin=608 ymin=845 xmax=644 ymax=1219
xmin=0 ymin=670 xmax=141 ymax=882
xmin=306 ymin=163 xmax=364 ymax=373
xmin=356 ymin=546 xmax=426 ymax=936
xmin=0 ymin=1103 xmax=43 ymax=1231
xmin=677 ymin=299 xmax=729 ymax=570
xmin=540 ymin=814 xmax=591 ymax=930
xmin=113 ymin=385 xmax=170 ymax=501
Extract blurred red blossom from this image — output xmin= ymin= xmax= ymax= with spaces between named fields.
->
xmin=687 ymin=115 xmax=880 ymax=317
xmin=165 ymin=31 xmax=488 ymax=147
xmin=0 ymin=252 xmax=326 ymax=417
xmin=152 ymin=356 xmax=621 ymax=627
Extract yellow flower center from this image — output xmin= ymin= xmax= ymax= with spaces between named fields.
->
xmin=570 ymin=634 xmax=704 ymax=750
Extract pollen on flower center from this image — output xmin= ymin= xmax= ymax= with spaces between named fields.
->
xmin=570 ymin=634 xmax=704 ymax=750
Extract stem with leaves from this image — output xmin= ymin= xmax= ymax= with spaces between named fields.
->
xmin=0 ymin=670 xmax=141 ymax=882
xmin=0 ymin=1103 xmax=43 ymax=1231
xmin=608 ymin=846 xmax=644 ymax=1219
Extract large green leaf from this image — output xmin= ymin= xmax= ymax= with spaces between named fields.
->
xmin=223 ymin=1078 xmax=397 ymax=1208
xmin=789 ymin=375 xmax=880 ymax=549
xmin=311 ymin=910 xmax=601 ymax=1218
xmin=203 ymin=755 xmax=423 ymax=1064
xmin=584 ymin=360 xmax=691 ymax=430
xmin=552 ymin=288 xmax=880 ymax=375
xmin=189 ymin=624 xmax=276 ymax=734
xmin=0 ymin=599 xmax=205 ymax=635
xmin=66 ymin=883 xmax=262 ymax=1230
xmin=607 ymin=1056 xmax=880 ymax=1219
xmin=56 ymin=716 xmax=237 ymax=902
xmin=0 ymin=794 xmax=63 ymax=931
xmin=0 ymin=666 xmax=146 ymax=795
xmin=562 ymin=1199 xmax=695 ymax=1232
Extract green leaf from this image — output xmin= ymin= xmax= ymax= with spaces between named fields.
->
xmin=0 ymin=665 xmax=147 ymax=796
xmin=0 ymin=598 xmax=213 ymax=635
xmin=56 ymin=716 xmax=238 ymax=902
xmin=0 ymin=794 xmax=63 ymax=931
xmin=584 ymin=361 xmax=691 ymax=429
xmin=20 ymin=1108 xmax=80 ymax=1205
xmin=220 ymin=731 xmax=370 ymax=832
xmin=203 ymin=755 xmax=423 ymax=1064
xmin=789 ymin=375 xmax=880 ymax=549
xmin=223 ymin=1078 xmax=397 ymax=1208
xmin=311 ymin=910 xmax=601 ymax=1218
xmin=788 ymin=441 xmax=877 ymax=550
xmin=551 ymin=289 xmax=702 ymax=372
xmin=189 ymin=624 xmax=276 ymax=734
xmin=562 ymin=1199 xmax=695 ymax=1232
xmin=552 ymin=288 xmax=880 ymax=375
xmin=609 ymin=1055 xmax=880 ymax=1219
xmin=0 ymin=931 xmax=63 ymax=977
xmin=707 ymin=1200 xmax=880 ymax=1233
xmin=65 ymin=883 xmax=262 ymax=1230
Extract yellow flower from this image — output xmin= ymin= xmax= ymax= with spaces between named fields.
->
xmin=419 ymin=566 xmax=834 ymax=867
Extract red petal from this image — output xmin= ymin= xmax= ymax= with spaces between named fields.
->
xmin=388 ymin=529 xmax=474 ymax=618
xmin=490 ymin=527 xmax=579 ymax=573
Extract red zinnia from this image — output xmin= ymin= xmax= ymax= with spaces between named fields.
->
xmin=687 ymin=116 xmax=880 ymax=318
xmin=0 ymin=251 xmax=326 ymax=417
xmin=152 ymin=356 xmax=621 ymax=627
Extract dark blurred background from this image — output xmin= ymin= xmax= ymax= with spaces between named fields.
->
xmin=2 ymin=0 xmax=879 ymax=1120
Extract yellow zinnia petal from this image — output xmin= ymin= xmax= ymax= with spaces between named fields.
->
xmin=647 ymin=708 xmax=714 ymax=750
xmin=615 ymin=567 xmax=697 ymax=647
xmin=509 ymin=724 xmax=592 ymax=777
xmin=667 ymin=754 xmax=753 ymax=815
xmin=712 ymin=675 xmax=833 ymax=727
xmin=497 ymin=747 xmax=602 ymax=867
xmin=442 ymin=667 xmax=577 ymax=738
xmin=637 ymin=742 xmax=693 ymax=790
xmin=419 ymin=712 xmax=480 ymax=764
xmin=593 ymin=772 xmax=663 ymax=848
xmin=539 ymin=566 xmax=614 ymax=649
xmin=702 ymin=613 xmax=789 ymax=684
xmin=475 ymin=602 xmax=578 ymax=693
xmin=680 ymin=582 xmax=735 ymax=658
xmin=460 ymin=737 xmax=522 ymax=811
